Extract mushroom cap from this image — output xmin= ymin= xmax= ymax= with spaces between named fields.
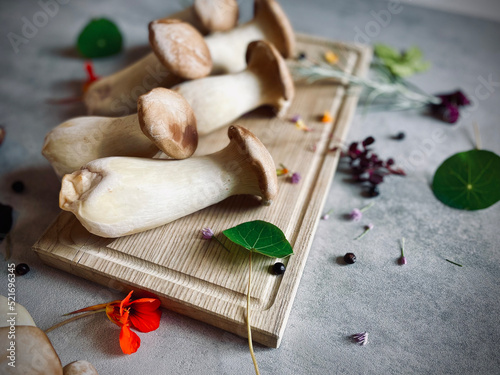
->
xmin=63 ymin=360 xmax=99 ymax=375
xmin=227 ymin=125 xmax=278 ymax=205
xmin=138 ymin=88 xmax=198 ymax=159
xmin=246 ymin=40 xmax=295 ymax=117
xmin=254 ymin=0 xmax=295 ymax=58
xmin=0 ymin=326 xmax=63 ymax=374
xmin=193 ymin=0 xmax=239 ymax=33
xmin=149 ymin=19 xmax=212 ymax=79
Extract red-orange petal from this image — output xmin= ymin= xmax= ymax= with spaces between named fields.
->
xmin=119 ymin=325 xmax=140 ymax=355
xmin=120 ymin=291 xmax=134 ymax=316
xmin=129 ymin=307 xmax=162 ymax=333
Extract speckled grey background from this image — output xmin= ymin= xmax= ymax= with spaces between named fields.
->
xmin=1 ymin=1 xmax=499 ymax=374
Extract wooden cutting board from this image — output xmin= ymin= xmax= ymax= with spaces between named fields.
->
xmin=33 ymin=34 xmax=372 ymax=348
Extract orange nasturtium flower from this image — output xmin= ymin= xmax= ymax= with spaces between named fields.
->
xmin=66 ymin=291 xmax=161 ymax=355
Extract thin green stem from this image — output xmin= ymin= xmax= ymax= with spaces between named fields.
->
xmin=445 ymin=259 xmax=463 ymax=267
xmin=401 ymin=237 xmax=405 ymax=257
xmin=213 ymin=236 xmax=231 ymax=252
xmin=360 ymin=202 xmax=375 ymax=213
xmin=354 ymin=226 xmax=373 ymax=240
xmin=44 ymin=309 xmax=105 ymax=334
xmin=247 ymin=251 xmax=260 ymax=375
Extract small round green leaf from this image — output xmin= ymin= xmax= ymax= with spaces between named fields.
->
xmin=77 ymin=18 xmax=123 ymax=58
xmin=432 ymin=150 xmax=500 ymax=210
xmin=223 ymin=220 xmax=293 ymax=258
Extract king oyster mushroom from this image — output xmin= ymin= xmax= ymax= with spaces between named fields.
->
xmin=59 ymin=126 xmax=278 ymax=238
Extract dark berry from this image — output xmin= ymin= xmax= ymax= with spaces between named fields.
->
xmin=343 ymin=253 xmax=356 ymax=264
xmin=12 ymin=181 xmax=25 ymax=193
xmin=271 ymin=262 xmax=286 ymax=275
xmin=15 ymin=263 xmax=30 ymax=275
xmin=362 ymin=136 xmax=375 ymax=147
xmin=368 ymin=185 xmax=380 ymax=197
xmin=297 ymin=52 xmax=307 ymax=60
xmin=393 ymin=132 xmax=405 ymax=140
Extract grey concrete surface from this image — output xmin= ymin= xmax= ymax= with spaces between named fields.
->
xmin=1 ymin=1 xmax=499 ymax=374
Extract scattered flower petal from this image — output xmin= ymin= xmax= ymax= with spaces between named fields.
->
xmin=295 ymin=119 xmax=312 ymax=132
xmin=82 ymin=61 xmax=99 ymax=93
xmin=321 ymin=111 xmax=333 ymax=123
xmin=290 ymin=114 xmax=301 ymax=123
xmin=349 ymin=202 xmax=374 ymax=221
xmin=276 ymin=164 xmax=290 ymax=176
xmin=321 ymin=209 xmax=333 ymax=220
xmin=324 ymin=51 xmax=339 ymax=65
xmin=352 ymin=331 xmax=369 ymax=345
xmin=309 ymin=143 xmax=317 ymax=152
xmin=290 ymin=172 xmax=301 ymax=184
xmin=349 ymin=208 xmax=362 ymax=222
xmin=201 ymin=227 xmax=214 ymax=239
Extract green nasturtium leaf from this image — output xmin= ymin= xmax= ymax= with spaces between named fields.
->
xmin=77 ymin=18 xmax=123 ymax=58
xmin=223 ymin=220 xmax=293 ymax=258
xmin=432 ymin=150 xmax=500 ymax=210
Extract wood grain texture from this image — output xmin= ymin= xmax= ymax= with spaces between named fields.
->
xmin=33 ymin=34 xmax=372 ymax=348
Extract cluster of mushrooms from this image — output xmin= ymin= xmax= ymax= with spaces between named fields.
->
xmin=43 ymin=0 xmax=296 ymax=239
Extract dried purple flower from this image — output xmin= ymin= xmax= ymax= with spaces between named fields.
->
xmin=352 ymin=331 xmax=368 ymax=345
xmin=321 ymin=209 xmax=333 ymax=220
xmin=201 ymin=227 xmax=214 ymax=240
xmin=290 ymin=172 xmax=301 ymax=184
xmin=349 ymin=208 xmax=362 ymax=221
xmin=349 ymin=202 xmax=374 ymax=221
xmin=201 ymin=227 xmax=231 ymax=252
xmin=437 ymin=90 xmax=471 ymax=107
xmin=431 ymin=90 xmax=471 ymax=124
xmin=398 ymin=237 xmax=407 ymax=265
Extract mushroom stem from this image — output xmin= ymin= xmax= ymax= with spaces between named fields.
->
xmin=205 ymin=22 xmax=265 ymax=73
xmin=83 ymin=20 xmax=212 ymax=116
xmin=173 ymin=40 xmax=294 ymax=136
xmin=60 ymin=126 xmax=277 ymax=238
xmin=43 ymin=88 xmax=198 ymax=177
xmin=205 ymin=0 xmax=295 ymax=73
xmin=43 ymin=114 xmax=155 ymax=177
xmin=84 ymin=53 xmax=180 ymax=117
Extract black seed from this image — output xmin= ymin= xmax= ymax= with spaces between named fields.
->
xmin=272 ymin=262 xmax=286 ymax=275
xmin=12 ymin=181 xmax=25 ymax=193
xmin=368 ymin=185 xmax=380 ymax=197
xmin=393 ymin=132 xmax=405 ymax=140
xmin=297 ymin=52 xmax=307 ymax=60
xmin=343 ymin=253 xmax=356 ymax=264
xmin=15 ymin=263 xmax=30 ymax=275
